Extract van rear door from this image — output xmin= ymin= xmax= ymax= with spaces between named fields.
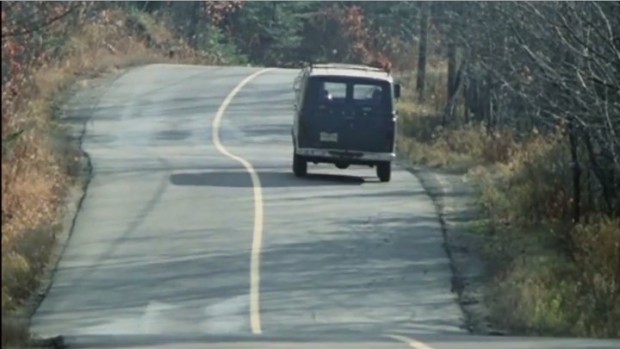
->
xmin=298 ymin=76 xmax=395 ymax=153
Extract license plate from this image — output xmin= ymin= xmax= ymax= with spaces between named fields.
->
xmin=319 ymin=132 xmax=338 ymax=142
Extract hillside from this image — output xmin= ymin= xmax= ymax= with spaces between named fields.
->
xmin=1 ymin=2 xmax=238 ymax=346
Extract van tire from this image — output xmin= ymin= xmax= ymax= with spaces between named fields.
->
xmin=377 ymin=162 xmax=391 ymax=182
xmin=293 ymin=152 xmax=307 ymax=177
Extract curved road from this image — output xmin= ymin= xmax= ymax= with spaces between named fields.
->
xmin=31 ymin=65 xmax=619 ymax=349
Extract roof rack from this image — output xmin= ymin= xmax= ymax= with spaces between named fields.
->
xmin=304 ymin=62 xmax=390 ymax=76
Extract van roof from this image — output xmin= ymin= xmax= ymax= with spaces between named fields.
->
xmin=307 ymin=63 xmax=393 ymax=83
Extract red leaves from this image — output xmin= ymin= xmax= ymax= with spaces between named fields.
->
xmin=344 ymin=5 xmax=364 ymax=29
xmin=1 ymin=1 xmax=76 ymax=136
xmin=3 ymin=39 xmax=24 ymax=56
xmin=368 ymin=54 xmax=393 ymax=74
xmin=305 ymin=4 xmax=394 ymax=69
xmin=204 ymin=1 xmax=244 ymax=25
xmin=307 ymin=4 xmax=369 ymax=62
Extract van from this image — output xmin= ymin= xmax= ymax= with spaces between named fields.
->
xmin=291 ymin=63 xmax=401 ymax=182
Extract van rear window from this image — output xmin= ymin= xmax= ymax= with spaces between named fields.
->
xmin=324 ymin=82 xmax=347 ymax=99
xmin=304 ymin=76 xmax=392 ymax=115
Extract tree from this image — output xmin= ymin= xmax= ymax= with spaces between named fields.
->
xmin=416 ymin=1 xmax=430 ymax=102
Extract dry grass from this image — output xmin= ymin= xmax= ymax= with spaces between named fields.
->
xmin=397 ymin=112 xmax=518 ymax=172
xmin=396 ymin=56 xmax=620 ymax=338
xmin=481 ymin=215 xmax=620 ymax=338
xmin=1 ymin=318 xmax=31 ymax=348
xmin=472 ymin=139 xmax=620 ymax=338
xmin=396 ymin=62 xmax=519 ymax=172
xmin=1 ymin=8 xmax=205 ymax=347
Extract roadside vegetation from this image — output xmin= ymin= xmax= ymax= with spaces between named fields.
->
xmin=0 ymin=2 xmax=239 ymax=346
xmin=2 ymin=1 xmax=618 ymax=345
xmin=394 ymin=2 xmax=620 ymax=338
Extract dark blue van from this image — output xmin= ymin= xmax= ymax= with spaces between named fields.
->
xmin=292 ymin=63 xmax=401 ymax=182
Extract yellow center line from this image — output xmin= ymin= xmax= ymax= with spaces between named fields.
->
xmin=211 ymin=68 xmax=275 ymax=335
xmin=384 ymin=334 xmax=437 ymax=349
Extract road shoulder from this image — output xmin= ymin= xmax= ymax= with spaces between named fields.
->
xmin=398 ymin=159 xmax=498 ymax=336
xmin=17 ymin=71 xmax=129 ymax=346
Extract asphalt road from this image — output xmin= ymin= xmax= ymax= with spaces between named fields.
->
xmin=30 ymin=65 xmax=620 ymax=349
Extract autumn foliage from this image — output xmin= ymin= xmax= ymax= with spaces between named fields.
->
xmin=204 ymin=0 xmax=244 ymax=25
xmin=1 ymin=0 xmax=618 ymax=341
xmin=1 ymin=3 xmax=199 ymax=335
xmin=2 ymin=2 xmax=78 ymax=252
xmin=301 ymin=4 xmax=394 ymax=70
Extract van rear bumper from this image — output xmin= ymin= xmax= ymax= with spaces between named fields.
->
xmin=296 ymin=147 xmax=395 ymax=163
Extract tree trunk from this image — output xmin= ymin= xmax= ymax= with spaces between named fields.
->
xmin=442 ymin=60 xmax=464 ymax=127
xmin=447 ymin=42 xmax=457 ymax=104
xmin=584 ymin=132 xmax=615 ymax=215
xmin=568 ymin=117 xmax=581 ymax=224
xmin=416 ymin=2 xmax=430 ymax=103
xmin=483 ymin=75 xmax=495 ymax=135
xmin=188 ymin=1 xmax=202 ymax=49
xmin=467 ymin=75 xmax=481 ymax=124
xmin=464 ymin=83 xmax=470 ymax=125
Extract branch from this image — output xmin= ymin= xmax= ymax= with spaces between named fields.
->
xmin=1 ymin=3 xmax=82 ymax=38
xmin=589 ymin=2 xmax=620 ymax=62
xmin=556 ymin=7 xmax=620 ymax=68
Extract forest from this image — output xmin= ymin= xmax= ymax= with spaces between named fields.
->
xmin=2 ymin=1 xmax=619 ymax=344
